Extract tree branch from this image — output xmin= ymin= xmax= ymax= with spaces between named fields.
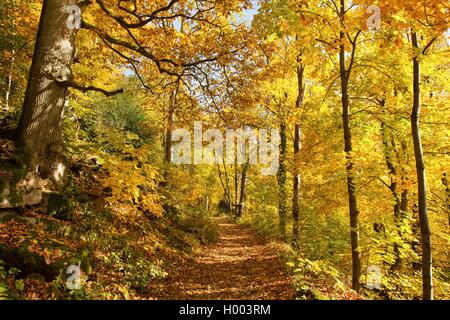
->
xmin=68 ymin=81 xmax=124 ymax=96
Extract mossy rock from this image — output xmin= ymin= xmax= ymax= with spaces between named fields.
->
xmin=45 ymin=192 xmax=73 ymax=221
xmin=0 ymin=213 xmax=93 ymax=281
xmin=0 ymin=243 xmax=67 ymax=281
xmin=0 ymin=211 xmax=36 ymax=224
xmin=0 ymin=170 xmax=43 ymax=208
xmin=0 ymin=241 xmax=93 ymax=282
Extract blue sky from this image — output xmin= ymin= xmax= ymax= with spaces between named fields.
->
xmin=241 ymin=3 xmax=260 ymax=27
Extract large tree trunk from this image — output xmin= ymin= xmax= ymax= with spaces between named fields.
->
xmin=292 ymin=57 xmax=305 ymax=249
xmin=278 ymin=122 xmax=288 ymax=243
xmin=15 ymin=0 xmax=80 ymax=186
xmin=339 ymin=0 xmax=361 ymax=292
xmin=411 ymin=31 xmax=433 ymax=300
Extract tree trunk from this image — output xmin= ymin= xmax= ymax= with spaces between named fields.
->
xmin=234 ymin=159 xmax=239 ymax=216
xmin=411 ymin=31 xmax=433 ymax=300
xmin=442 ymin=173 xmax=450 ymax=228
xmin=4 ymin=49 xmax=15 ymax=111
xmin=339 ymin=0 xmax=361 ymax=292
xmin=399 ymin=140 xmax=410 ymax=217
xmin=278 ymin=122 xmax=288 ymax=242
xmin=205 ymin=195 xmax=210 ymax=212
xmin=237 ymin=160 xmax=249 ymax=218
xmin=217 ymin=163 xmax=232 ymax=215
xmin=292 ymin=57 xmax=305 ymax=249
xmin=380 ymin=99 xmax=404 ymax=269
xmin=163 ymin=88 xmax=177 ymax=184
xmin=4 ymin=2 xmax=16 ymax=112
xmin=15 ymin=0 xmax=80 ymax=186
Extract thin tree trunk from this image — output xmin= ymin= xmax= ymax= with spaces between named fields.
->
xmin=292 ymin=57 xmax=305 ymax=250
xmin=339 ymin=0 xmax=361 ymax=292
xmin=442 ymin=173 xmax=450 ymax=228
xmin=278 ymin=122 xmax=288 ymax=243
xmin=237 ymin=160 xmax=249 ymax=218
xmin=234 ymin=159 xmax=239 ymax=216
xmin=163 ymin=87 xmax=177 ymax=184
xmin=380 ymin=99 xmax=403 ymax=269
xmin=4 ymin=50 xmax=15 ymax=111
xmin=411 ymin=31 xmax=433 ymax=300
xmin=4 ymin=1 xmax=16 ymax=111
xmin=217 ymin=162 xmax=232 ymax=214
xmin=15 ymin=0 xmax=80 ymax=186
xmin=399 ymin=141 xmax=410 ymax=217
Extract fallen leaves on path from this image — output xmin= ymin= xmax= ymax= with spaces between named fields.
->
xmin=145 ymin=217 xmax=294 ymax=300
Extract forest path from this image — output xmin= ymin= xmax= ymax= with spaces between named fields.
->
xmin=147 ymin=216 xmax=294 ymax=300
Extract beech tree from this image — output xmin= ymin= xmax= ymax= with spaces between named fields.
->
xmin=15 ymin=0 xmax=82 ymax=184
xmin=376 ymin=0 xmax=449 ymax=300
xmin=13 ymin=0 xmax=251 ymax=188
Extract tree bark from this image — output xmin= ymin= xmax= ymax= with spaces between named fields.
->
xmin=4 ymin=49 xmax=15 ymax=111
xmin=292 ymin=56 xmax=305 ymax=249
xmin=163 ymin=87 xmax=177 ymax=184
xmin=237 ymin=160 xmax=249 ymax=218
xmin=380 ymin=99 xmax=404 ymax=269
xmin=441 ymin=173 xmax=450 ymax=228
xmin=339 ymin=0 xmax=361 ymax=292
xmin=4 ymin=0 xmax=16 ymax=111
xmin=399 ymin=141 xmax=410 ymax=217
xmin=234 ymin=159 xmax=239 ymax=216
xmin=217 ymin=162 xmax=232 ymax=215
xmin=411 ymin=31 xmax=433 ymax=300
xmin=15 ymin=0 xmax=80 ymax=186
xmin=278 ymin=122 xmax=288 ymax=243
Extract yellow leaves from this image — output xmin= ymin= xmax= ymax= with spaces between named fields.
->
xmin=102 ymin=146 xmax=163 ymax=219
xmin=286 ymin=261 xmax=295 ymax=268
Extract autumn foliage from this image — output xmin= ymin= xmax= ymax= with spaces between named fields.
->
xmin=0 ymin=0 xmax=449 ymax=300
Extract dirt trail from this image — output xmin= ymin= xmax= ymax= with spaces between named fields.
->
xmin=148 ymin=217 xmax=294 ymax=300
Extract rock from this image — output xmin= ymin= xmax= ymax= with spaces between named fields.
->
xmin=0 ymin=198 xmax=12 ymax=209
xmin=0 ymin=243 xmax=67 ymax=281
xmin=0 ymin=239 xmax=93 ymax=282
xmin=44 ymin=191 xmax=73 ymax=220
xmin=0 ymin=210 xmax=18 ymax=222
xmin=0 ymin=210 xmax=37 ymax=224
xmin=23 ymin=190 xmax=42 ymax=206
xmin=25 ymin=273 xmax=46 ymax=281
xmin=0 ymin=213 xmax=92 ymax=281
xmin=0 ymin=177 xmax=13 ymax=209
xmin=0 ymin=172 xmax=45 ymax=208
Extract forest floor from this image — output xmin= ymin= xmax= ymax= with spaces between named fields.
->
xmin=145 ymin=217 xmax=295 ymax=300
